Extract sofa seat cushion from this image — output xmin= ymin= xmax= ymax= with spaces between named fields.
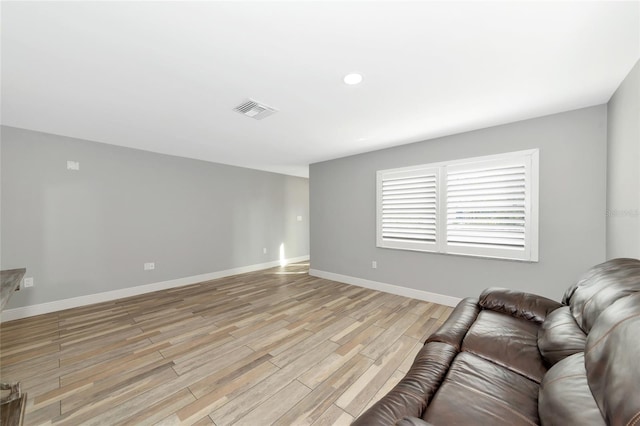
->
xmin=461 ymin=310 xmax=546 ymax=383
xmin=538 ymin=352 xmax=605 ymax=425
xmin=423 ymin=352 xmax=540 ymax=425
xmin=537 ymin=306 xmax=587 ymax=366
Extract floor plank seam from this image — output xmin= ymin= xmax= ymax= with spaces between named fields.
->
xmin=0 ymin=262 xmax=451 ymax=425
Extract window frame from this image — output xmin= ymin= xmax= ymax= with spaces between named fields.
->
xmin=376 ymin=149 xmax=539 ymax=262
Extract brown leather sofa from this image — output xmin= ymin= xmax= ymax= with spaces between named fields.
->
xmin=353 ymin=258 xmax=640 ymax=426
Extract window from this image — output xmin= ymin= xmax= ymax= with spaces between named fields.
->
xmin=376 ymin=149 xmax=538 ymax=261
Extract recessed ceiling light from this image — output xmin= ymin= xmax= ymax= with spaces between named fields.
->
xmin=344 ymin=73 xmax=363 ymax=85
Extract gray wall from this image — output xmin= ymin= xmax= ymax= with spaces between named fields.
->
xmin=1 ymin=126 xmax=309 ymax=309
xmin=607 ymin=60 xmax=640 ymax=259
xmin=310 ymin=106 xmax=607 ymax=301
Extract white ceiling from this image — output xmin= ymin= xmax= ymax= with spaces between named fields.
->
xmin=2 ymin=1 xmax=639 ymax=178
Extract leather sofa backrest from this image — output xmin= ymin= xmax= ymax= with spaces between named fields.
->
xmin=537 ymin=306 xmax=587 ymax=366
xmin=539 ymin=258 xmax=640 ymax=425
xmin=584 ymin=292 xmax=640 ymax=425
xmin=563 ymin=258 xmax=640 ymax=333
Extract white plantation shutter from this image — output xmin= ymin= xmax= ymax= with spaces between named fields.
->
xmin=376 ymin=149 xmax=538 ymax=261
xmin=445 ymin=156 xmax=534 ymax=260
xmin=377 ymin=167 xmax=439 ymax=251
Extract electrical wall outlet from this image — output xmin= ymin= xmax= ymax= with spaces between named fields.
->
xmin=144 ymin=262 xmax=155 ymax=271
xmin=296 ymin=215 xmax=303 ymax=222
xmin=263 ymin=248 xmax=267 ymax=254
xmin=372 ymin=261 xmax=377 ymax=269
xmin=67 ymin=160 xmax=80 ymax=171
xmin=23 ymin=277 xmax=34 ymax=288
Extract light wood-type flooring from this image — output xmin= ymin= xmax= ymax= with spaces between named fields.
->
xmin=0 ymin=262 xmax=452 ymax=425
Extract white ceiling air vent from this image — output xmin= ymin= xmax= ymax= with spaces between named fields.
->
xmin=233 ymin=99 xmax=278 ymax=120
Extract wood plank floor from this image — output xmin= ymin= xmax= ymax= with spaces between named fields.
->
xmin=0 ymin=263 xmax=451 ymax=425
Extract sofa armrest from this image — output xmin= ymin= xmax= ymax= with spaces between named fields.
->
xmin=396 ymin=417 xmax=434 ymax=426
xmin=479 ymin=287 xmax=562 ymax=323
xmin=425 ymin=298 xmax=480 ymax=350
xmin=352 ymin=342 xmax=457 ymax=426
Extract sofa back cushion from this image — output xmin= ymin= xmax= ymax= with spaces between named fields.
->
xmin=537 ymin=306 xmax=587 ymax=366
xmin=584 ymin=292 xmax=640 ymax=426
xmin=462 ymin=310 xmax=546 ymax=383
xmin=563 ymin=258 xmax=640 ymax=333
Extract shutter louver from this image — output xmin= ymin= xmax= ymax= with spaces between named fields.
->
xmin=446 ymin=164 xmax=526 ymax=250
xmin=381 ymin=173 xmax=437 ymax=244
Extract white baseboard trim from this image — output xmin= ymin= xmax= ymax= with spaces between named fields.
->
xmin=1 ymin=255 xmax=310 ymax=322
xmin=309 ymin=269 xmax=461 ymax=307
